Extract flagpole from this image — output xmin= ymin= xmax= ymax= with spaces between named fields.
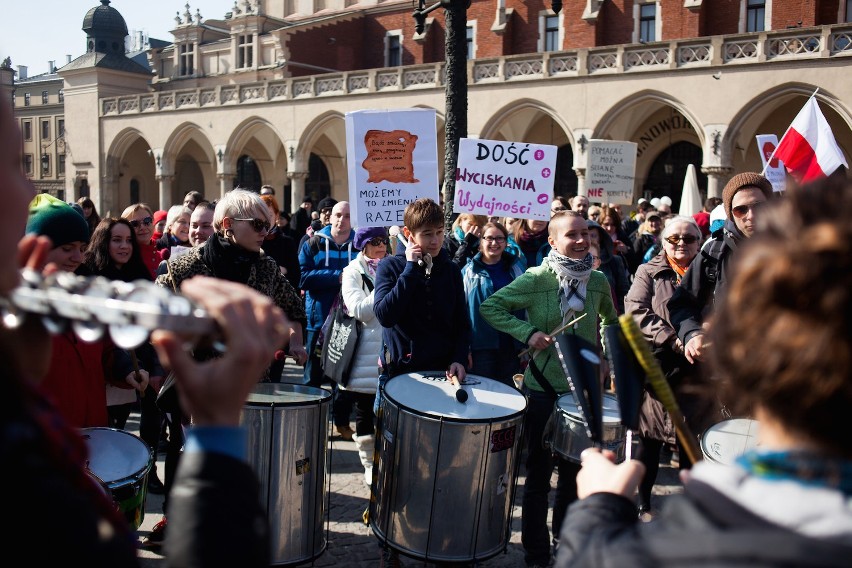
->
xmin=760 ymin=87 xmax=820 ymax=176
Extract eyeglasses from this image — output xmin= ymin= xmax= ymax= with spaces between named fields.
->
xmin=664 ymin=234 xmax=700 ymax=245
xmin=232 ymin=218 xmax=271 ymax=233
xmin=482 ymin=236 xmax=507 ymax=244
xmin=731 ymin=201 xmax=765 ymax=218
xmin=129 ymin=216 xmax=153 ymax=229
xmin=368 ymin=237 xmax=389 ymax=246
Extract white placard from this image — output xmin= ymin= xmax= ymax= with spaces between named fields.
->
xmin=586 ymin=140 xmax=638 ymax=205
xmin=755 ymin=134 xmax=786 ymax=193
xmin=345 ymin=109 xmax=440 ymax=228
xmin=453 ymin=138 xmax=557 ymax=221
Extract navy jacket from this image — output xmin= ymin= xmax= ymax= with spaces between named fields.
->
xmin=298 ymin=225 xmax=356 ymax=330
xmin=374 ymin=249 xmax=471 ymax=375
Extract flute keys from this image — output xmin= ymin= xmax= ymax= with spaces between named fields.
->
xmin=109 ymin=285 xmax=156 ymax=349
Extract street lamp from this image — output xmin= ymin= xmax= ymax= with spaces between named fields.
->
xmin=413 ymin=0 xmax=562 ymax=230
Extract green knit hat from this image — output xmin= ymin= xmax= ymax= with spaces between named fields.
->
xmin=26 ymin=194 xmax=90 ymax=247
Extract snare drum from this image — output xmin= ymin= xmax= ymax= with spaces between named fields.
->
xmin=80 ymin=427 xmax=153 ymax=530
xmin=700 ymin=418 xmax=759 ymax=465
xmin=549 ymin=393 xmax=626 ymax=464
xmin=371 ymin=372 xmax=527 ymax=563
xmin=242 ymin=383 xmax=331 ymax=567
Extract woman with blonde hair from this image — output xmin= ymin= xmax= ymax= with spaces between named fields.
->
xmin=446 ymin=212 xmax=488 ymax=266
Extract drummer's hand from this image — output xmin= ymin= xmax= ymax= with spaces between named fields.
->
xmin=448 ymin=362 xmax=466 ymax=383
xmin=576 ymin=448 xmax=645 ymax=500
xmin=126 ymin=369 xmax=149 ymax=392
xmin=684 ymin=333 xmax=705 ymax=364
xmin=151 ymin=276 xmax=290 ymax=426
xmin=289 ymin=344 xmax=308 ymax=366
xmin=528 ymin=331 xmax=553 ymax=351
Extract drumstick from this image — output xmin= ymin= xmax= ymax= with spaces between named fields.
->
xmin=448 ymin=375 xmax=468 ymax=403
xmin=128 ymin=350 xmax=145 ymax=393
xmin=618 ymin=314 xmax=702 ymax=465
xmin=518 ymin=313 xmax=588 ymax=358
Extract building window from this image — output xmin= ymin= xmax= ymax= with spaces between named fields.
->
xmin=23 ymin=121 xmax=32 ymax=141
xmin=746 ymin=0 xmax=765 ymax=32
xmin=24 ymin=93 xmax=30 ymax=106
xmin=42 ymin=90 xmax=49 ymax=104
xmin=58 ymin=154 xmax=66 ymax=176
xmin=179 ymin=43 xmax=194 ymax=76
xmin=41 ymin=120 xmax=50 ymax=140
xmin=386 ymin=32 xmax=402 ymax=67
xmin=237 ymin=35 xmax=254 ymax=69
xmin=24 ymin=155 xmax=33 ymax=175
xmin=58 ymin=89 xmax=64 ymax=103
xmin=41 ymin=154 xmax=50 ymax=176
xmin=639 ymin=4 xmax=656 ymax=42
xmin=846 ymin=0 xmax=852 ymax=22
xmin=58 ymin=119 xmax=65 ymax=138
xmin=466 ymin=25 xmax=475 ymax=60
xmin=544 ymin=15 xmax=560 ymax=52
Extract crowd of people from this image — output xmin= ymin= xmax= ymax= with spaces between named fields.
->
xmin=5 ymin=74 xmax=851 ymax=567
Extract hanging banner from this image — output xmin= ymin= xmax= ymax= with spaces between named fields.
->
xmin=755 ymin=134 xmax=786 ymax=193
xmin=453 ymin=138 xmax=557 ymax=221
xmin=345 ymin=108 xmax=439 ymax=228
xmin=586 ymin=140 xmax=638 ymax=205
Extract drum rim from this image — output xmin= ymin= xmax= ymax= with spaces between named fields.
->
xmin=555 ymin=392 xmax=622 ymax=423
xmin=245 ymin=383 xmax=333 ymax=407
xmin=381 ymin=371 xmax=527 ymax=424
xmin=79 ymin=426 xmax=154 ymax=483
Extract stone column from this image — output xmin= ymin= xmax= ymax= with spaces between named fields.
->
xmin=156 ymin=175 xmax=174 ymax=210
xmin=574 ymin=168 xmax=587 ymax=197
xmin=287 ymin=171 xmax=308 ymax=214
xmin=701 ymin=166 xmax=733 ymax=199
xmin=217 ymin=174 xmax=233 ymax=200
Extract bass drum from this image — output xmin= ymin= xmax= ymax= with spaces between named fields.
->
xmin=549 ymin=393 xmax=626 ymax=464
xmin=80 ymin=427 xmax=153 ymax=530
xmin=242 ymin=383 xmax=331 ymax=567
xmin=371 ymin=372 xmax=527 ymax=564
xmin=700 ymin=418 xmax=759 ymax=465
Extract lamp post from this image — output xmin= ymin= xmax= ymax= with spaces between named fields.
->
xmin=413 ymin=0 xmax=562 ymax=231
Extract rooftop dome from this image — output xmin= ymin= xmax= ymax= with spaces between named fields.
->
xmin=82 ymin=0 xmax=128 ymax=38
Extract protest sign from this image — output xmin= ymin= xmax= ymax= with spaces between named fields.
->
xmin=345 ymin=109 xmax=439 ymax=227
xmin=453 ymin=138 xmax=557 ymax=221
xmin=586 ymin=140 xmax=637 ymax=205
xmin=755 ymin=134 xmax=787 ymax=192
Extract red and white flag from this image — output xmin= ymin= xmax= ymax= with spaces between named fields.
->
xmin=773 ymin=96 xmax=848 ymax=183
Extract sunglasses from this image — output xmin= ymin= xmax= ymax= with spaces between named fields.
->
xmin=731 ymin=201 xmax=765 ymax=218
xmin=368 ymin=237 xmax=389 ymax=246
xmin=482 ymin=236 xmax=506 ymax=244
xmin=129 ymin=216 xmax=153 ymax=229
xmin=664 ymin=234 xmax=700 ymax=245
xmin=232 ymin=218 xmax=271 ymax=233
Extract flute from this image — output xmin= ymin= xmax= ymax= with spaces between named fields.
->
xmin=0 ymin=269 xmax=220 ymax=350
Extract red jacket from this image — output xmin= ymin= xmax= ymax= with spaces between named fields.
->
xmin=139 ymin=240 xmax=167 ymax=279
xmin=39 ymin=333 xmax=109 ymax=428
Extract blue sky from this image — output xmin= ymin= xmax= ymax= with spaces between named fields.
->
xmin=3 ymin=0 xmax=228 ymax=76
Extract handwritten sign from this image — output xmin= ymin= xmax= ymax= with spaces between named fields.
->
xmin=453 ymin=138 xmax=556 ymax=220
xmin=755 ymin=134 xmax=786 ymax=193
xmin=345 ymin=109 xmax=439 ymax=228
xmin=586 ymin=140 xmax=637 ymax=205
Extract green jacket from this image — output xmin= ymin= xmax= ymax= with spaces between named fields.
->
xmin=479 ymin=265 xmax=617 ymax=394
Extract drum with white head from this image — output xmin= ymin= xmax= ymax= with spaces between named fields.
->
xmin=371 ymin=372 xmax=526 ymax=563
xmin=549 ymin=393 xmax=627 ymax=463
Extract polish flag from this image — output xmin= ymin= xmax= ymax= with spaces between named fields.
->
xmin=773 ymin=96 xmax=848 ymax=183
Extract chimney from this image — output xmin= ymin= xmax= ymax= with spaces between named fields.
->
xmin=66 ymin=54 xmax=72 ymax=64
xmin=48 ymin=61 xmax=55 ymax=73
xmin=138 ymin=31 xmax=144 ymax=50
xmin=17 ymin=65 xmax=27 ymax=80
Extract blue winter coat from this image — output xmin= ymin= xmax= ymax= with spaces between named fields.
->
xmin=298 ymin=225 xmax=356 ymax=330
xmin=374 ymin=249 xmax=471 ymax=374
xmin=461 ymin=252 xmax=525 ymax=351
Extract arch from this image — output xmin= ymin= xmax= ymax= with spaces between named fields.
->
xmin=162 ymin=122 xmax=217 ymax=202
xmin=479 ymin=99 xmax=575 ymax=150
xmin=104 ymin=127 xmax=156 ymax=212
xmin=298 ymin=111 xmax=348 ymax=201
xmin=593 ymin=90 xmax=706 ymax=151
xmin=226 ymin=117 xmax=287 ymax=196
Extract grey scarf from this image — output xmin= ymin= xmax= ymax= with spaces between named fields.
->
xmin=544 ymin=249 xmax=593 ymax=318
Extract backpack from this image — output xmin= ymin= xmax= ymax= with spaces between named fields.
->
xmin=699 ymin=235 xmax=727 ymax=286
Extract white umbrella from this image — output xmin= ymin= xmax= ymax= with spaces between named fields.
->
xmin=679 ymin=163 xmax=702 ymax=216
